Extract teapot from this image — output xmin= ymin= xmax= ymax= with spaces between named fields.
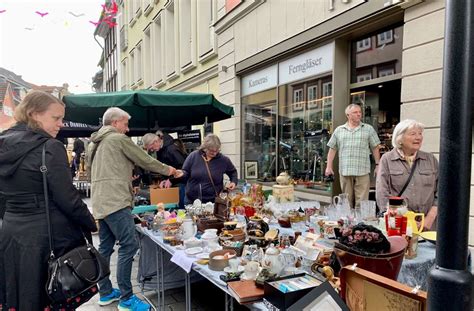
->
xmin=276 ymin=172 xmax=290 ymax=185
xmin=404 ymin=211 xmax=424 ymax=234
xmin=262 ymin=244 xmax=285 ymax=275
xmin=181 ymin=218 xmax=197 ymax=240
xmin=246 ymin=215 xmax=269 ymax=233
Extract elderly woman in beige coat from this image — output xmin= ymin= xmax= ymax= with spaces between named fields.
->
xmin=376 ymin=119 xmax=438 ymax=230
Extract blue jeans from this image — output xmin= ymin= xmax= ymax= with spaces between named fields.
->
xmin=178 ymin=183 xmax=186 ymax=209
xmin=98 ymin=208 xmax=139 ymax=300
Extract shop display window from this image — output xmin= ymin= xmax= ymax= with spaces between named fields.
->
xmin=242 ymin=88 xmax=277 ymax=181
xmin=277 ymin=76 xmax=333 ymax=193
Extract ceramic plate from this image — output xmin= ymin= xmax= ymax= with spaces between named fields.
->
xmin=185 ymin=247 xmax=203 ymax=256
xmin=223 ymin=266 xmax=245 ymax=273
xmin=419 ymin=231 xmax=437 ymax=244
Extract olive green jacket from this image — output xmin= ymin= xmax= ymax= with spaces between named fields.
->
xmin=87 ymin=126 xmax=170 ymax=219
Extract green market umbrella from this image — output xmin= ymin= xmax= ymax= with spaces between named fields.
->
xmin=63 ymin=89 xmax=234 ymax=128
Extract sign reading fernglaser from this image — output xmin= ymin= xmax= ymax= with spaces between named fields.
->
xmin=241 ymin=64 xmax=278 ymax=96
xmin=279 ymin=42 xmax=334 ymax=85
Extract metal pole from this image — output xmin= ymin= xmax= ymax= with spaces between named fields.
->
xmin=427 ymin=0 xmax=473 ymax=309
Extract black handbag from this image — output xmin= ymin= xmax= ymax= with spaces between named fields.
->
xmin=40 ymin=144 xmax=110 ymax=306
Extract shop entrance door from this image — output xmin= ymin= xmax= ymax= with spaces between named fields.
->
xmin=350 ymin=79 xmax=401 ymax=187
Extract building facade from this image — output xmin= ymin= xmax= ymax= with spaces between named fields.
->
xmin=214 ymin=1 xmax=474 ymax=244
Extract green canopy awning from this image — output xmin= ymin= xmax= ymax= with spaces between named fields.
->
xmin=63 ymin=89 xmax=234 ymax=128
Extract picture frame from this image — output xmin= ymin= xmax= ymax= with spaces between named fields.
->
xmin=244 ymin=161 xmax=258 ymax=179
xmin=287 ymin=281 xmax=349 ymax=311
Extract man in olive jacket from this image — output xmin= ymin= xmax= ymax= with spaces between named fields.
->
xmin=88 ymin=107 xmax=183 ymax=309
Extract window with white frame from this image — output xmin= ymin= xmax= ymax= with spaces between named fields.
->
xmin=293 ymin=88 xmax=304 ymax=112
xmin=143 ymin=0 xmax=152 ymax=16
xmin=129 ymin=49 xmax=136 ymax=85
xmin=307 ymin=85 xmax=318 ymax=109
xmin=136 ymin=42 xmax=143 ymax=83
xmin=179 ymin=0 xmax=193 ymax=70
xmin=165 ymin=0 xmax=177 ymax=77
xmin=377 ymin=30 xmax=393 ymax=46
xmin=357 ymin=73 xmax=372 ymax=82
xmin=121 ymin=58 xmax=128 ymax=90
xmin=128 ymin=0 xmax=135 ymax=24
xmin=135 ymin=0 xmax=142 ymax=17
xmin=197 ymin=0 xmax=215 ymax=60
xmin=143 ymin=26 xmax=152 ymax=87
xmin=152 ymin=13 xmax=164 ymax=85
xmin=378 ymin=68 xmax=395 ymax=77
xmin=356 ymin=37 xmax=371 ymax=52
xmin=322 ymin=81 xmax=332 ymax=97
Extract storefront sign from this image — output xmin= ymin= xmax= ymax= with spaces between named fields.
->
xmin=278 ymin=42 xmax=334 ymax=85
xmin=241 ymin=64 xmax=278 ymax=96
xmin=178 ymin=130 xmax=201 ymax=144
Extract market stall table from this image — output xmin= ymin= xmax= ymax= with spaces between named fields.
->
xmin=136 ymin=224 xmax=437 ymax=310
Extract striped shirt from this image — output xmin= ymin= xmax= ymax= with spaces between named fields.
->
xmin=327 ymin=122 xmax=380 ymax=176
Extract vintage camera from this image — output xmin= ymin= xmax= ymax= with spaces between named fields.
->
xmin=323 ymin=174 xmax=335 ymax=183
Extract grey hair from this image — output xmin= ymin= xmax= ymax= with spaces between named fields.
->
xmin=392 ymin=119 xmax=425 ymax=148
xmin=345 ymin=104 xmax=361 ymax=116
xmin=199 ymin=134 xmax=221 ymax=151
xmin=142 ymin=133 xmax=159 ymax=146
xmin=155 ymin=130 xmax=164 ymax=138
xmin=102 ymin=107 xmax=131 ymax=125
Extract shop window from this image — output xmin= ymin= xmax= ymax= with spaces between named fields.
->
xmin=277 ymin=77 xmax=333 ymax=192
xmin=356 ymin=38 xmax=371 ymax=52
xmin=377 ymin=30 xmax=393 ymax=46
xmin=242 ymin=88 xmax=277 ymax=181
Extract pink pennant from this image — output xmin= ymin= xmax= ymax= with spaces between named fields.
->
xmin=35 ymin=11 xmax=49 ymax=17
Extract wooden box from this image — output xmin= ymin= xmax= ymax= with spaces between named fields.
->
xmin=272 ymin=185 xmax=294 ymax=203
xmin=149 ymin=186 xmax=179 ymax=205
xmin=339 ymin=266 xmax=427 ymax=311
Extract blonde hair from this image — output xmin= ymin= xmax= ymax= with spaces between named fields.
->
xmin=392 ymin=119 xmax=425 ymax=148
xmin=14 ymin=90 xmax=64 ymax=129
xmin=199 ymin=134 xmax=221 ymax=151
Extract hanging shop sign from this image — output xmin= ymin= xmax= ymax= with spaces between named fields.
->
xmin=278 ymin=42 xmax=334 ymax=85
xmin=241 ymin=64 xmax=278 ymax=96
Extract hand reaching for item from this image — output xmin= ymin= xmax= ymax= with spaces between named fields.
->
xmin=226 ymin=182 xmax=236 ymax=190
xmin=173 ymin=169 xmax=184 ymax=179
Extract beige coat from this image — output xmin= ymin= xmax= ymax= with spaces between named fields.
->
xmin=88 ymin=126 xmax=170 ymax=219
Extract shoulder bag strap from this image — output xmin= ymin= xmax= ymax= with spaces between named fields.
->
xmin=202 ymin=155 xmax=218 ymax=196
xmin=398 ymin=159 xmax=419 ymax=197
xmin=41 ymin=144 xmax=55 ymax=260
xmin=89 ymin=140 xmax=101 ymax=167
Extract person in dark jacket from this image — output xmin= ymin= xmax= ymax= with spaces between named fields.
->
xmin=71 ymin=137 xmax=85 ymax=177
xmin=0 ymin=90 xmax=97 ymax=310
xmin=143 ymin=131 xmax=188 ymax=208
xmin=181 ymin=134 xmax=238 ymax=204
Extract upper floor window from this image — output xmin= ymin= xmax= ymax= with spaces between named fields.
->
xmin=377 ymin=30 xmax=394 ymax=46
xmin=356 ymin=38 xmax=371 ymax=52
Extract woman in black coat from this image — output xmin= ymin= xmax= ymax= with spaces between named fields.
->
xmin=0 ymin=90 xmax=97 ymax=310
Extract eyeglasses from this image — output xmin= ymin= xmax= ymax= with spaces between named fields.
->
xmin=206 ymin=149 xmax=220 ymax=154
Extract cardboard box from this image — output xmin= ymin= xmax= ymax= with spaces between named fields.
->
xmin=149 ymin=186 xmax=179 ymax=204
xmin=272 ymin=185 xmax=294 ymax=203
